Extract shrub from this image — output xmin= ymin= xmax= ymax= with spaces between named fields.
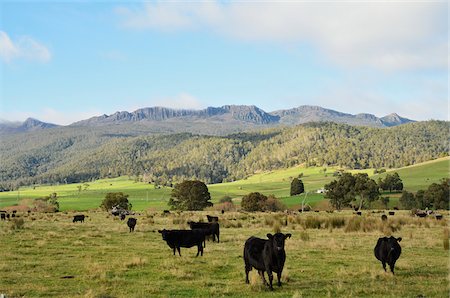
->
xmin=219 ymin=196 xmax=233 ymax=203
xmin=261 ymin=195 xmax=287 ymax=212
xmin=10 ymin=218 xmax=25 ymax=230
xmin=303 ymin=216 xmax=323 ymax=229
xmin=325 ymin=217 xmax=346 ymax=229
xmin=241 ymin=192 xmax=267 ymax=212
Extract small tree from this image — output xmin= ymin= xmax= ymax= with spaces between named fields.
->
xmin=399 ymin=191 xmax=416 ymax=209
xmin=241 ymin=192 xmax=268 ymax=212
xmin=425 ymin=179 xmax=449 ymax=210
xmin=100 ymin=192 xmax=131 ymax=211
xmin=290 ymin=178 xmax=304 ymax=196
xmin=168 ymin=180 xmax=212 ymax=211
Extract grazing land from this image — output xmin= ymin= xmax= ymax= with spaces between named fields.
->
xmin=0 ymin=210 xmax=448 ymax=297
xmin=0 ymin=157 xmax=447 ymax=212
xmin=0 ymin=157 xmax=448 ymax=211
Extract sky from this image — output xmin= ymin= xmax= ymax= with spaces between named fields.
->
xmin=0 ymin=1 xmax=448 ymax=125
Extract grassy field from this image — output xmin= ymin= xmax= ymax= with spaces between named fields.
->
xmin=0 ymin=210 xmax=448 ymax=297
xmin=0 ymin=157 xmax=448 ymax=211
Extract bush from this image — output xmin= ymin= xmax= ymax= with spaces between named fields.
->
xmin=219 ymin=196 xmax=233 ymax=203
xmin=241 ymin=192 xmax=267 ymax=212
xmin=10 ymin=218 xmax=25 ymax=230
xmin=261 ymin=195 xmax=287 ymax=212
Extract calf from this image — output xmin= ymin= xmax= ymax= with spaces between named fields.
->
xmin=188 ymin=221 xmax=220 ymax=243
xmin=127 ymin=217 xmax=137 ymax=232
xmin=158 ymin=229 xmax=206 ymax=256
xmin=381 ymin=214 xmax=388 ymax=221
xmin=244 ymin=232 xmax=292 ymax=290
xmin=206 ymin=215 xmax=219 ymax=222
xmin=374 ymin=236 xmax=402 ymax=274
xmin=120 ymin=214 xmax=126 ymax=221
xmin=73 ymin=215 xmax=85 ymax=223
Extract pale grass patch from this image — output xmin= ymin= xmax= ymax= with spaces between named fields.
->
xmin=36 ymin=240 xmax=47 ymax=248
xmin=169 ymin=267 xmax=193 ymax=279
xmin=292 ymin=290 xmax=303 ymax=298
xmin=249 ymin=270 xmax=265 ymax=291
xmin=73 ymin=240 xmax=84 ymax=246
xmin=124 ymin=256 xmax=147 ymax=268
xmin=282 ymin=267 xmax=290 ymax=282
xmin=45 ymin=231 xmax=58 ymax=237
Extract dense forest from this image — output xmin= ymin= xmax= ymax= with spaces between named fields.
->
xmin=0 ymin=121 xmax=448 ymax=189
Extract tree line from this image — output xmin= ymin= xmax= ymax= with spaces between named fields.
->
xmin=0 ymin=121 xmax=448 ymax=190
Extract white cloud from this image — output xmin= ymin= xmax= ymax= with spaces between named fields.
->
xmin=116 ymin=1 xmax=447 ymax=71
xmin=153 ymin=93 xmax=205 ymax=110
xmin=0 ymin=108 xmax=102 ymax=126
xmin=0 ymin=31 xmax=51 ymax=63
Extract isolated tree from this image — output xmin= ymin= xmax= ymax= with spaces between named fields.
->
xmin=241 ymin=192 xmax=268 ymax=212
xmin=414 ymin=189 xmax=428 ymax=209
xmin=169 ymin=180 xmax=212 ymax=211
xmin=379 ymin=173 xmax=403 ymax=192
xmin=100 ymin=192 xmax=131 ymax=211
xmin=290 ymin=178 xmax=305 ymax=196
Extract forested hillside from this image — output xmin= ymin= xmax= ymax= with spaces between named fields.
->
xmin=0 ymin=121 xmax=447 ymax=189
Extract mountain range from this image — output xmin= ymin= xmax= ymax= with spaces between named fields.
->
xmin=0 ymin=105 xmax=414 ymax=135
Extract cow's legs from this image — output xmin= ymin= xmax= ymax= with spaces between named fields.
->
xmin=382 ymin=261 xmax=387 ymax=272
xmin=216 ymin=232 xmax=219 ymax=243
xmin=258 ymin=270 xmax=268 ymax=286
xmin=389 ymin=261 xmax=396 ymax=274
xmin=245 ymin=267 xmax=250 ymax=284
xmin=267 ymin=270 xmax=274 ymax=290
xmin=277 ymin=271 xmax=282 ymax=287
xmin=173 ymin=247 xmax=176 ymax=256
xmin=177 ymin=247 xmax=181 ymax=256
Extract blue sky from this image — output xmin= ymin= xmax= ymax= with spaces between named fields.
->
xmin=0 ymin=1 xmax=448 ymax=125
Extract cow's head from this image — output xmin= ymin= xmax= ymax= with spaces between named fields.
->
xmin=383 ymin=236 xmax=402 ymax=255
xmin=158 ymin=229 xmax=168 ymax=240
xmin=267 ymin=233 xmax=292 ymax=252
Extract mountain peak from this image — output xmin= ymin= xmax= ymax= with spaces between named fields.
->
xmin=380 ymin=113 xmax=414 ymax=127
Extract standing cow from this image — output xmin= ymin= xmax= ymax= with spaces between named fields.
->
xmin=127 ymin=217 xmax=137 ymax=232
xmin=374 ymin=236 xmax=402 ymax=274
xmin=73 ymin=215 xmax=85 ymax=223
xmin=158 ymin=229 xmax=206 ymax=256
xmin=243 ymin=232 xmax=292 ymax=290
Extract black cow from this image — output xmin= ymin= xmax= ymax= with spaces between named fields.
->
xmin=206 ymin=215 xmax=219 ymax=222
xmin=374 ymin=236 xmax=402 ymax=274
xmin=0 ymin=213 xmax=5 ymax=220
xmin=73 ymin=215 xmax=85 ymax=223
xmin=158 ymin=229 xmax=206 ymax=256
xmin=120 ymin=214 xmax=126 ymax=221
xmin=244 ymin=232 xmax=292 ymax=290
xmin=188 ymin=221 xmax=220 ymax=243
xmin=127 ymin=217 xmax=137 ymax=232
xmin=381 ymin=214 xmax=388 ymax=221
xmin=388 ymin=211 xmax=395 ymax=216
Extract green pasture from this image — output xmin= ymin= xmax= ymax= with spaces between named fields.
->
xmin=0 ymin=210 xmax=448 ymax=297
xmin=0 ymin=157 xmax=448 ymax=211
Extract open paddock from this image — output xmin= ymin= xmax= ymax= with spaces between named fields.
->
xmin=0 ymin=210 xmax=448 ymax=297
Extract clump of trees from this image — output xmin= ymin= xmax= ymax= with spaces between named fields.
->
xmin=378 ymin=173 xmax=403 ymax=192
xmin=100 ymin=192 xmax=132 ymax=210
xmin=290 ymin=177 xmax=304 ymax=196
xmin=168 ymin=180 xmax=213 ymax=211
xmin=400 ymin=179 xmax=449 ymax=210
xmin=241 ymin=192 xmax=286 ymax=212
xmin=324 ymin=173 xmax=380 ymax=210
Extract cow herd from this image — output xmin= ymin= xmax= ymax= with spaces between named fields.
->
xmin=63 ymin=211 xmax=406 ymax=290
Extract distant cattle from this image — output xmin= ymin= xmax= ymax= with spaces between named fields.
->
xmin=381 ymin=214 xmax=388 ymax=221
xmin=0 ymin=213 xmax=5 ymax=220
xmin=244 ymin=232 xmax=292 ymax=290
xmin=356 ymin=211 xmax=362 ymax=216
xmin=188 ymin=221 xmax=220 ymax=243
xmin=73 ymin=215 xmax=85 ymax=223
xmin=206 ymin=215 xmax=219 ymax=222
xmin=435 ymin=214 xmax=443 ymax=220
xmin=388 ymin=211 xmax=395 ymax=216
xmin=6 ymin=214 xmax=10 ymax=219
xmin=416 ymin=211 xmax=427 ymax=218
xmin=158 ymin=229 xmax=206 ymax=256
xmin=120 ymin=214 xmax=126 ymax=221
xmin=221 ymin=210 xmax=225 ymax=214
xmin=127 ymin=217 xmax=137 ymax=232
xmin=374 ymin=236 xmax=402 ymax=274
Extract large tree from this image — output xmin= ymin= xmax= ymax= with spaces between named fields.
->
xmin=324 ymin=173 xmax=355 ymax=210
xmin=169 ymin=180 xmax=212 ymax=211
xmin=354 ymin=173 xmax=380 ymax=209
xmin=290 ymin=178 xmax=305 ymax=196
xmin=425 ymin=179 xmax=449 ymax=210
